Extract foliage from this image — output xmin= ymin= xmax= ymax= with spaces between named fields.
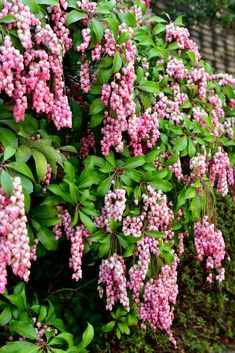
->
xmin=164 ymin=0 xmax=235 ymax=28
xmin=0 ymin=0 xmax=234 ymax=351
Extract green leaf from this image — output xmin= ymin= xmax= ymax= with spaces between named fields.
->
xmin=0 ymin=307 xmax=12 ymax=326
xmin=89 ymin=113 xmax=104 ymax=127
xmin=162 ymin=252 xmax=174 ymax=266
xmin=47 ymin=185 xmax=73 ymax=203
xmin=23 ymin=0 xmax=41 ymax=13
xmin=188 ymin=138 xmax=196 ymax=157
xmin=0 ymin=170 xmax=13 ymax=196
xmin=117 ymin=32 xmax=130 ymax=44
xmin=3 ymin=146 xmax=16 ymax=160
xmin=175 ymin=15 xmax=184 ymax=26
xmin=174 ymin=136 xmax=188 ymax=152
xmin=15 ymin=145 xmax=32 ymax=163
xmin=166 ymin=153 xmax=178 ymax=166
xmin=151 ymin=180 xmax=173 ymax=192
xmin=0 ymin=15 xmax=16 ymax=23
xmin=91 ymin=19 xmax=104 ymax=42
xmin=112 ymin=51 xmax=122 ymax=73
xmin=106 ymin=16 xmax=119 ymax=38
xmin=126 ymin=12 xmax=136 ymax=27
xmin=125 ymin=155 xmax=145 ymax=168
xmin=10 ymin=321 xmax=38 ymax=340
xmin=32 ymin=150 xmax=48 ymax=182
xmin=0 ymin=341 xmax=39 ymax=353
xmin=147 ymin=16 xmax=167 ymax=23
xmin=66 ymin=10 xmax=86 ymax=26
xmin=0 ymin=128 xmax=18 ymax=148
xmin=123 ymin=244 xmax=136 ymax=258
xmin=97 ymin=176 xmax=112 ymax=196
xmin=38 ymin=305 xmax=47 ymax=322
xmin=152 ymin=23 xmax=166 ymax=35
xmin=79 ymin=211 xmax=96 ymax=233
xmin=117 ymin=322 xmax=130 ymax=335
xmin=185 ymin=187 xmax=197 ymax=199
xmin=89 ymin=98 xmax=105 ymax=115
xmin=101 ymin=321 xmax=116 ymax=333
xmin=64 ymin=161 xmax=76 ymax=180
xmin=187 ymin=50 xmax=196 ymax=65
xmin=145 ymin=230 xmax=165 ymax=239
xmin=50 ymin=333 xmax=74 ymax=348
xmin=7 ymin=162 xmax=34 ymax=180
xmin=37 ymin=227 xmax=58 ymax=251
xmin=138 ymin=81 xmax=160 ymax=93
xmin=79 ymin=322 xmax=94 ymax=349
xmin=36 ymin=0 xmax=58 ymax=5
xmin=223 ymin=85 xmax=235 ymax=99
xmin=70 ymin=98 xmax=82 ymax=131
xmin=181 ymin=100 xmax=192 ymax=109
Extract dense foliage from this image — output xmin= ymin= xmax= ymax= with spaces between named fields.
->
xmin=164 ymin=0 xmax=235 ymax=28
xmin=0 ymin=0 xmax=234 ymax=352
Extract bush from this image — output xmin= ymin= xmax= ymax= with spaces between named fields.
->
xmin=0 ymin=0 xmax=234 ymax=352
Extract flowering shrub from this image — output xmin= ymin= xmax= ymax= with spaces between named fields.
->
xmin=0 ymin=0 xmax=234 ymax=351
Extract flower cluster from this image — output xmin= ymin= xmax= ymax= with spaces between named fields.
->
xmin=48 ymin=0 xmax=72 ymax=52
xmin=128 ymin=235 xmax=159 ymax=304
xmin=208 ymin=147 xmax=233 ymax=196
xmin=70 ymin=225 xmax=89 ymax=281
xmin=166 ymin=58 xmax=188 ymax=80
xmin=100 ymin=29 xmax=136 ymax=155
xmin=42 ymin=164 xmax=52 ymax=192
xmin=96 ymin=189 xmax=126 ymax=232
xmin=77 ymin=28 xmax=91 ymax=53
xmin=80 ymin=129 xmax=95 ymax=158
xmin=122 ymin=215 xmax=144 ymax=237
xmin=80 ymin=61 xmax=91 ymax=93
xmin=0 ymin=177 xmax=34 ymax=293
xmin=140 ymin=255 xmax=179 ymax=348
xmin=166 ymin=23 xmax=200 ymax=61
xmin=98 ymin=253 xmax=130 ymax=311
xmin=53 ymin=207 xmax=89 ymax=280
xmin=128 ymin=108 xmax=160 ymax=155
xmin=194 ymin=217 xmax=225 ymax=282
xmin=142 ymin=186 xmax=174 ymax=232
xmin=0 ymin=0 xmax=72 ymax=129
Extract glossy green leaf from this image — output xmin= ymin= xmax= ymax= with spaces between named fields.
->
xmin=66 ymin=10 xmax=86 ymax=26
xmin=0 ymin=170 xmax=13 ymax=196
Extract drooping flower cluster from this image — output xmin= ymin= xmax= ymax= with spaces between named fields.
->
xmin=189 ymin=153 xmax=207 ymax=180
xmin=80 ymin=129 xmax=95 ymax=158
xmin=128 ymin=108 xmax=160 ymax=155
xmin=208 ymin=147 xmax=234 ymax=196
xmin=140 ymin=255 xmax=179 ymax=348
xmin=194 ymin=217 xmax=225 ymax=282
xmin=122 ymin=215 xmax=144 ymax=237
xmin=166 ymin=23 xmax=201 ymax=61
xmin=128 ymin=236 xmax=159 ymax=304
xmin=142 ymin=186 xmax=174 ymax=232
xmin=166 ymin=58 xmax=188 ymax=80
xmin=98 ymin=253 xmax=130 ymax=311
xmin=80 ymin=61 xmax=91 ymax=93
xmin=42 ymin=164 xmax=52 ymax=192
xmin=96 ymin=189 xmax=126 ymax=232
xmin=0 ymin=177 xmax=34 ymax=293
xmin=0 ymin=0 xmax=72 ymax=129
xmin=53 ymin=207 xmax=89 ymax=280
xmin=48 ymin=0 xmax=72 ymax=52
xmin=70 ymin=225 xmax=89 ymax=281
xmin=77 ymin=28 xmax=91 ymax=53
xmin=100 ymin=28 xmax=136 ymax=155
